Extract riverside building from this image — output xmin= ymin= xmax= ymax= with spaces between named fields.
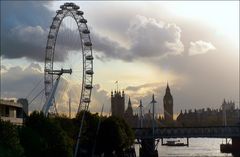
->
xmin=0 ymin=98 xmax=28 ymax=125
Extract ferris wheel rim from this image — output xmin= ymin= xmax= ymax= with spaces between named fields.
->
xmin=43 ymin=3 xmax=93 ymax=115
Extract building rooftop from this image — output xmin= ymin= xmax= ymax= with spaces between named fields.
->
xmin=0 ymin=99 xmax=22 ymax=108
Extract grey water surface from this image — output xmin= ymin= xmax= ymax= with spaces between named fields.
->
xmin=135 ymin=138 xmax=233 ymax=157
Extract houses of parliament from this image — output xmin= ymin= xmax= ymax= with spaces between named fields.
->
xmin=111 ymin=90 xmax=138 ymax=127
xmin=111 ymin=84 xmax=239 ymax=127
xmin=111 ymin=84 xmax=174 ymax=127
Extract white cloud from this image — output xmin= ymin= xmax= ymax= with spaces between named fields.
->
xmin=128 ymin=15 xmax=184 ymax=58
xmin=188 ymin=40 xmax=216 ymax=56
xmin=2 ymin=24 xmax=83 ymax=62
xmin=90 ymin=84 xmax=110 ymax=113
xmin=94 ymin=15 xmax=184 ymax=61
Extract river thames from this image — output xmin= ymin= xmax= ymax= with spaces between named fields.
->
xmin=135 ymin=138 xmax=233 ymax=157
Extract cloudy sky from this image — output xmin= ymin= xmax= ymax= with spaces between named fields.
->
xmin=1 ymin=1 xmax=239 ymax=116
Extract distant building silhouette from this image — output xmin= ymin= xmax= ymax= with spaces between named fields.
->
xmin=163 ymin=83 xmax=173 ymax=122
xmin=176 ymin=99 xmax=239 ymax=127
xmin=124 ymin=97 xmax=138 ymax=127
xmin=111 ymin=85 xmax=239 ymax=128
xmin=110 ymin=84 xmax=176 ymax=127
xmin=111 ymin=90 xmax=125 ymax=118
xmin=125 ymin=97 xmax=133 ymax=118
xmin=111 ymin=91 xmax=138 ymax=127
xmin=222 ymin=99 xmax=235 ymax=111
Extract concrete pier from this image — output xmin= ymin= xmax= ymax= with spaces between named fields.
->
xmin=139 ymin=139 xmax=158 ymax=157
xmin=220 ymin=137 xmax=240 ymax=157
xmin=232 ymin=137 xmax=240 ymax=157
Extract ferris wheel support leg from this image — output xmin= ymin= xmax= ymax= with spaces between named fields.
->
xmin=42 ymin=75 xmax=61 ymax=116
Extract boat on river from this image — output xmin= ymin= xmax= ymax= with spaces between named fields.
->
xmin=162 ymin=139 xmax=189 ymax=147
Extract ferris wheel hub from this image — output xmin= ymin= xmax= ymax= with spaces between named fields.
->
xmin=46 ymin=68 xmax=72 ymax=75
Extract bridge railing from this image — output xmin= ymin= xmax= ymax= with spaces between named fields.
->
xmin=134 ymin=126 xmax=240 ymax=139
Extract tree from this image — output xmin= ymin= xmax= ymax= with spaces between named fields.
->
xmin=19 ymin=126 xmax=47 ymax=157
xmin=52 ymin=115 xmax=76 ymax=146
xmin=96 ymin=116 xmax=134 ymax=157
xmin=74 ymin=111 xmax=100 ymax=157
xmin=20 ymin=111 xmax=73 ymax=157
xmin=0 ymin=119 xmax=24 ymax=157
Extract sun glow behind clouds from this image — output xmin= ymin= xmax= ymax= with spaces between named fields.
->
xmin=94 ymin=59 xmax=177 ymax=93
xmin=163 ymin=1 xmax=239 ymax=45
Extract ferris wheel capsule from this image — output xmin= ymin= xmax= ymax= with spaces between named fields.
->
xmin=83 ymin=98 xmax=90 ymax=103
xmin=56 ymin=10 xmax=63 ymax=14
xmin=60 ymin=5 xmax=66 ymax=9
xmin=86 ymin=70 xmax=94 ymax=75
xmin=50 ymin=25 xmax=57 ymax=29
xmin=48 ymin=35 xmax=55 ymax=39
xmin=73 ymin=5 xmax=80 ymax=10
xmin=85 ymin=84 xmax=93 ymax=89
xmin=76 ymin=11 xmax=84 ymax=15
xmin=69 ymin=3 xmax=74 ymax=6
xmin=53 ymin=17 xmax=60 ymax=21
xmin=64 ymin=2 xmax=70 ymax=6
xmin=82 ymin=29 xmax=90 ymax=34
xmin=86 ymin=55 xmax=94 ymax=60
xmin=46 ymin=46 xmax=52 ymax=49
xmin=84 ymin=41 xmax=92 ymax=47
xmin=79 ymin=18 xmax=87 ymax=23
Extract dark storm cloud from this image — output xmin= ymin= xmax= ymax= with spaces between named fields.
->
xmin=2 ymin=25 xmax=81 ymax=62
xmin=1 ymin=2 xmax=184 ymax=62
xmin=2 ymin=25 xmax=47 ymax=61
xmin=1 ymin=1 xmax=53 ymax=61
xmin=91 ymin=31 xmax=130 ymax=61
xmin=1 ymin=1 xmax=53 ymax=29
xmin=1 ymin=1 xmax=82 ymax=62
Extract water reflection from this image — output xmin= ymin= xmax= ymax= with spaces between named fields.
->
xmin=135 ymin=138 xmax=232 ymax=157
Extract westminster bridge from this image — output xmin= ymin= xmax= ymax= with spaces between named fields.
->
xmin=133 ymin=125 xmax=240 ymax=157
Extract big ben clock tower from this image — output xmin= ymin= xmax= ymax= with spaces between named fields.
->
xmin=163 ymin=83 xmax=173 ymax=121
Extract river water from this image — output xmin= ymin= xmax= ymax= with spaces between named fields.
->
xmin=135 ymin=138 xmax=233 ymax=157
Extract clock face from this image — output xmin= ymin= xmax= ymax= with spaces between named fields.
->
xmin=168 ymin=100 xmax=172 ymax=104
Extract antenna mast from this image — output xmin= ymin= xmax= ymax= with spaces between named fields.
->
xmin=151 ymin=94 xmax=157 ymax=138
xmin=69 ymin=97 xmax=71 ymax=118
xmin=139 ymin=100 xmax=143 ymax=128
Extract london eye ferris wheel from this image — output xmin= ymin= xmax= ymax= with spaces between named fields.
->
xmin=43 ymin=2 xmax=93 ymax=116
